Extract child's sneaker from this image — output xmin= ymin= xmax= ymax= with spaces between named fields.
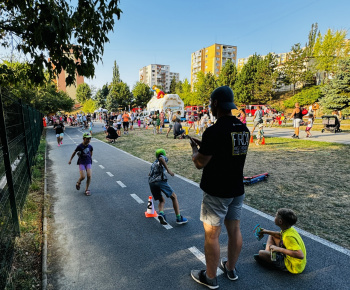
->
xmin=191 ymin=270 xmax=218 ymax=289
xmin=176 ymin=215 xmax=188 ymax=224
xmin=221 ymin=258 xmax=238 ymax=281
xmin=158 ymin=213 xmax=168 ymax=225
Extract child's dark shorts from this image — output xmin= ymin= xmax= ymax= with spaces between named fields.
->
xmin=272 ymin=252 xmax=287 ymax=271
xmin=149 ymin=180 xmax=174 ymax=200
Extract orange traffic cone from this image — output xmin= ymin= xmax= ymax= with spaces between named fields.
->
xmin=145 ymin=196 xmax=157 ymax=218
xmin=250 ymin=135 xmax=254 ymax=143
xmin=261 ymin=137 xmax=265 ymax=145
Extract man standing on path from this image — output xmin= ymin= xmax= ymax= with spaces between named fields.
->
xmin=251 ymin=105 xmax=263 ymax=136
xmin=189 ymin=86 xmax=250 ymax=289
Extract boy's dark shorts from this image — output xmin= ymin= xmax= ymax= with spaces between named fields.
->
xmin=149 ymin=180 xmax=174 ymax=200
xmin=272 ymin=252 xmax=287 ymax=271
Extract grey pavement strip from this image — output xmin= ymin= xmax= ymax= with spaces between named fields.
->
xmin=93 ymin=137 xmax=350 ymax=257
xmin=106 ymin=172 xmax=114 ymax=177
xmin=153 ymin=216 xmax=173 ymax=230
xmin=42 ymin=143 xmax=48 ymax=290
xmin=188 ymin=246 xmax=224 ymax=276
xmin=116 ymin=180 xmax=126 ymax=188
xmin=130 ymin=193 xmax=144 ymax=204
xmin=99 ymin=165 xmax=105 ymax=169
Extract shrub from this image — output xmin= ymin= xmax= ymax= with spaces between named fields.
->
xmin=283 ymin=86 xmax=323 ymax=108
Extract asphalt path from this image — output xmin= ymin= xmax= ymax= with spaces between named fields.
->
xmin=46 ymin=123 xmax=350 ymax=290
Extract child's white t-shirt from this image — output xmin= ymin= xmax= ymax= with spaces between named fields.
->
xmin=307 ymin=118 xmax=313 ymax=128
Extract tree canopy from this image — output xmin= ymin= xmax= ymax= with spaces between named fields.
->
xmin=0 ymin=0 xmax=122 ymax=85
xmin=132 ymin=82 xmax=153 ymax=108
xmin=76 ymin=83 xmax=92 ymax=104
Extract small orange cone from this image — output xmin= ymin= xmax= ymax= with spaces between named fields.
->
xmin=250 ymin=135 xmax=254 ymax=143
xmin=261 ymin=137 xmax=265 ymax=145
xmin=145 ymin=196 xmax=157 ymax=218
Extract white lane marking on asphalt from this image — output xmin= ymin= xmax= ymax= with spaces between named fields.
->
xmin=154 ymin=217 xmax=173 ymax=230
xmin=93 ymin=159 xmax=98 ymax=163
xmin=116 ymin=181 xmax=126 ymax=188
xmin=130 ymin=194 xmax=144 ymax=204
xmin=106 ymin=172 xmax=114 ymax=177
xmin=188 ymin=246 xmax=223 ymax=276
xmin=93 ymin=138 xmax=350 ymax=257
xmin=99 ymin=165 xmax=105 ymax=169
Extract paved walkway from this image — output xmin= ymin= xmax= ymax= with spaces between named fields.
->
xmin=45 ymin=124 xmax=350 ymax=289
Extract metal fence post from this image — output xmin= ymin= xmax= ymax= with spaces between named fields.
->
xmin=0 ymin=91 xmax=20 ymax=235
xmin=19 ymin=99 xmax=32 ymax=182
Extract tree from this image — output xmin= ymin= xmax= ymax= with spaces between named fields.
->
xmin=0 ymin=60 xmax=74 ymax=113
xmin=169 ymin=76 xmax=176 ymax=94
xmin=234 ymin=54 xmax=260 ymax=104
xmin=320 ymin=57 xmax=350 ymax=114
xmin=76 ymin=83 xmax=92 ymax=104
xmin=305 ymin=23 xmax=319 ymax=58
xmin=175 ymin=80 xmax=183 ymax=95
xmin=313 ymin=29 xmax=350 ymax=80
xmin=111 ymin=60 xmax=121 ymax=84
xmin=82 ymin=99 xmax=96 ymax=113
xmin=217 ymin=58 xmax=237 ymax=89
xmin=132 ymin=82 xmax=153 ymax=108
xmin=107 ymin=81 xmax=132 ymax=111
xmin=254 ymin=53 xmax=279 ymax=103
xmin=193 ymin=71 xmax=217 ymax=105
xmin=0 ymin=0 xmax=122 ymax=85
xmin=95 ymin=83 xmax=109 ymax=108
xmin=178 ymin=78 xmax=194 ymax=106
xmin=282 ymin=43 xmax=306 ymax=95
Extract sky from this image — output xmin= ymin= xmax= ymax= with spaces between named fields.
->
xmin=2 ymin=0 xmax=350 ymax=92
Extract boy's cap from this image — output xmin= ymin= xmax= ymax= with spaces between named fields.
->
xmin=83 ymin=133 xmax=92 ymax=138
xmin=210 ymin=86 xmax=237 ymax=110
xmin=156 ymin=148 xmax=166 ymax=158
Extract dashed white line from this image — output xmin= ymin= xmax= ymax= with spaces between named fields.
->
xmin=130 ymin=194 xmax=144 ymax=204
xmin=154 ymin=217 xmax=173 ymax=230
xmin=188 ymin=246 xmax=223 ymax=276
xmin=99 ymin=165 xmax=105 ymax=169
xmin=106 ymin=172 xmax=114 ymax=177
xmin=116 ymin=181 xmax=126 ymax=188
xmin=93 ymin=159 xmax=98 ymax=163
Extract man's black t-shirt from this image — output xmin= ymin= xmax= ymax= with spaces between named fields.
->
xmin=198 ymin=115 xmax=250 ymax=198
xmin=173 ymin=122 xmax=182 ymax=135
xmin=107 ymin=126 xmax=117 ymax=138
xmin=53 ymin=123 xmax=64 ymax=134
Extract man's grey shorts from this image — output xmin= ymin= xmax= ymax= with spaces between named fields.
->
xmin=200 ymin=192 xmax=245 ymax=226
xmin=254 ymin=120 xmax=263 ymax=127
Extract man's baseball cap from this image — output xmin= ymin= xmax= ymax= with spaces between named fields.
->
xmin=83 ymin=133 xmax=92 ymax=138
xmin=210 ymin=86 xmax=237 ymax=110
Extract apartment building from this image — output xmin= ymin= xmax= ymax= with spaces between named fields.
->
xmin=139 ymin=64 xmax=179 ymax=92
xmin=191 ymin=43 xmax=237 ymax=88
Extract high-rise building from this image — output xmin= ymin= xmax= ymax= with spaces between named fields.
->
xmin=139 ymin=64 xmax=179 ymax=92
xmin=191 ymin=43 xmax=237 ymax=88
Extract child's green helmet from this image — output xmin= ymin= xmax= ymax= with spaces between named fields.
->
xmin=156 ymin=148 xmax=166 ymax=158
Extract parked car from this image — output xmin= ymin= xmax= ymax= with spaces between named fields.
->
xmin=244 ymin=105 xmax=277 ymax=117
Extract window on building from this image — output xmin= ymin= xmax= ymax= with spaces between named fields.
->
xmin=206 ymin=49 xmax=208 ymax=53
xmin=216 ymin=52 xmax=220 ymax=55
xmin=217 ymin=46 xmax=220 ymax=49
xmin=205 ymin=55 xmax=208 ymax=58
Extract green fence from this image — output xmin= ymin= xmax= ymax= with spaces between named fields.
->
xmin=0 ymin=89 xmax=43 ymax=288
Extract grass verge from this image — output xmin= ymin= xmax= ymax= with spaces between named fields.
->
xmin=94 ymin=127 xmax=350 ymax=249
xmin=5 ymin=137 xmax=46 ymax=290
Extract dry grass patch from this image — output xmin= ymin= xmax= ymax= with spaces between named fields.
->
xmin=94 ymin=129 xmax=350 ymax=249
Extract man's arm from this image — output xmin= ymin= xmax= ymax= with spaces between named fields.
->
xmin=290 ymin=108 xmax=296 ymax=119
xmin=190 ymin=138 xmax=212 ymax=169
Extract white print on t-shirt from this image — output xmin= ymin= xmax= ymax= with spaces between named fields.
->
xmin=231 ymin=132 xmax=250 ymax=155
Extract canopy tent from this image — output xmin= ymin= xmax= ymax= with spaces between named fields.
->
xmin=94 ymin=107 xmax=108 ymax=113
